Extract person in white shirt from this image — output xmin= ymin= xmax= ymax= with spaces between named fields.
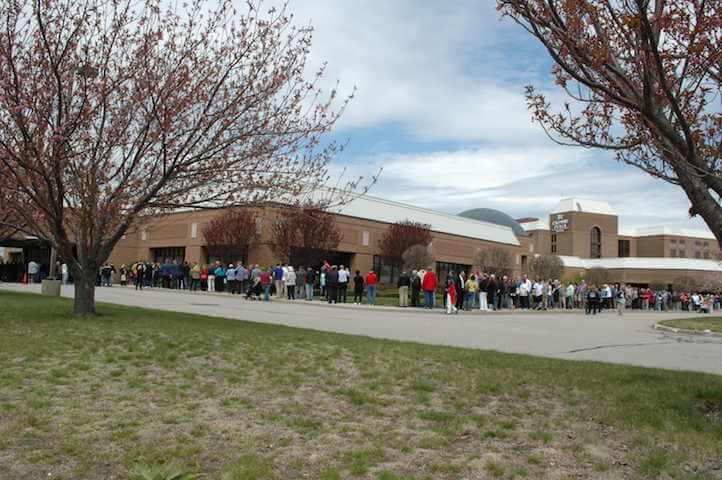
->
xmin=337 ymin=265 xmax=349 ymax=303
xmin=284 ymin=266 xmax=297 ymax=300
xmin=532 ymin=280 xmax=544 ymax=310
xmin=61 ymin=263 xmax=69 ymax=284
xmin=519 ymin=276 xmax=532 ymax=309
xmin=27 ymin=260 xmax=39 ymax=284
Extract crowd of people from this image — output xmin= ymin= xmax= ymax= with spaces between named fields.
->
xmin=3 ymin=257 xmax=720 ymax=315
xmin=121 ymin=259 xmax=383 ymax=305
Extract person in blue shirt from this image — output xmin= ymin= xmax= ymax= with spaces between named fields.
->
xmin=226 ymin=264 xmax=236 ymax=294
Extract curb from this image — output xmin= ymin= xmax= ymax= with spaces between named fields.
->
xmin=653 ymin=322 xmax=722 ymax=337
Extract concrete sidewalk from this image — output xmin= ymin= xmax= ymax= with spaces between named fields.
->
xmin=2 ymin=282 xmax=721 ymax=376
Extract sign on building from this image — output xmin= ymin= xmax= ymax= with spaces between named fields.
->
xmin=551 ymin=214 xmax=569 ymax=233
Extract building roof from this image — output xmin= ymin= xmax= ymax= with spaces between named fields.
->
xmin=518 ymin=218 xmax=549 ymax=231
xmin=557 ymin=255 xmax=722 ymax=272
xmin=552 ymin=198 xmax=616 ymax=216
xmin=457 ymin=208 xmax=527 ymax=236
xmin=329 ymin=194 xmax=520 ymax=246
xmin=619 ymin=226 xmax=717 ymax=240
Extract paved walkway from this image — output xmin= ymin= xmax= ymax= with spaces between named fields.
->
xmin=3 ymin=283 xmax=721 ymax=376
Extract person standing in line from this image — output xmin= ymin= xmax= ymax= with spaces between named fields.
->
xmin=214 ymin=263 xmax=226 ymax=293
xmin=410 ymin=270 xmax=421 ymax=307
xmin=190 ymin=262 xmax=201 ymax=291
xmin=586 ymin=286 xmax=601 ymax=315
xmin=285 ymin=266 xmax=296 ymax=300
xmin=236 ymin=263 xmax=247 ymax=294
xmin=226 ymin=264 xmax=236 ymax=294
xmin=465 ymin=274 xmax=478 ymax=310
xmin=326 ymin=266 xmax=339 ymax=304
xmin=338 ymin=265 xmax=349 ymax=303
xmin=296 ymin=266 xmax=306 ymax=300
xmin=616 ymin=283 xmax=626 ymax=316
xmin=566 ymin=282 xmax=575 ymax=309
xmin=353 ymin=270 xmax=364 ymax=305
xmin=305 ymin=267 xmax=316 ymax=301
xmin=259 ymin=267 xmax=272 ymax=301
xmin=397 ymin=270 xmax=410 ymax=307
xmin=320 ymin=269 xmax=326 ymax=299
xmin=273 ymin=264 xmax=284 ymax=299
xmin=365 ymin=269 xmax=378 ymax=306
xmin=455 ymin=271 xmax=466 ymax=312
xmin=445 ymin=279 xmax=458 ymax=315
xmin=478 ymin=274 xmax=488 ymax=311
xmin=207 ymin=262 xmax=216 ymax=292
xmin=422 ymin=267 xmax=437 ymax=309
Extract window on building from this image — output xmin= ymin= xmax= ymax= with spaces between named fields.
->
xmin=695 ymin=251 xmax=701 ymax=258
xmin=551 ymin=234 xmax=557 ymax=243
xmin=670 ymin=238 xmax=677 ymax=244
xmin=695 ymin=240 xmax=702 ymax=246
xmin=590 ymin=227 xmax=602 ymax=258
xmin=551 ymin=244 xmax=557 ymax=253
xmin=151 ymin=247 xmax=185 ymax=263
xmin=670 ymin=249 xmax=677 ymax=257
xmin=704 ymin=251 xmax=710 ymax=259
xmin=679 ymin=250 xmax=686 ymax=258
xmin=679 ymin=239 xmax=686 ymax=245
xmin=703 ymin=241 xmax=709 ymax=248
xmin=372 ymin=255 xmax=399 ymax=284
xmin=436 ymin=262 xmax=470 ymax=281
xmin=618 ymin=239 xmax=630 ymax=257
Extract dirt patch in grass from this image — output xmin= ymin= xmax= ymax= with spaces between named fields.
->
xmin=1 ymin=291 xmax=721 ymax=479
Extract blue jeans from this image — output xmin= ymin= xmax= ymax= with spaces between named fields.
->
xmin=424 ymin=290 xmax=435 ymax=308
xmin=465 ymin=292 xmax=476 ymax=309
xmin=263 ymin=285 xmax=271 ymax=301
xmin=367 ymin=285 xmax=376 ymax=305
xmin=305 ymin=283 xmax=313 ymax=300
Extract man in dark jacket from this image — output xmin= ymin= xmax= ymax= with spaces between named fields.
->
xmin=411 ymin=271 xmax=421 ymax=307
xmin=325 ymin=266 xmax=339 ymax=304
xmin=305 ymin=267 xmax=316 ymax=301
xmin=486 ymin=274 xmax=498 ymax=311
xmin=455 ymin=271 xmax=466 ymax=312
xmin=397 ymin=271 xmax=411 ymax=307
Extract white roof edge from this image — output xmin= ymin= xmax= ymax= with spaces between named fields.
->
xmin=557 ymin=255 xmax=722 ymax=272
xmin=620 ymin=226 xmax=717 ymax=240
xmin=329 ymin=193 xmax=520 ymax=246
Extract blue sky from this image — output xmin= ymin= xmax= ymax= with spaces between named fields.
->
xmin=285 ymin=0 xmax=712 ymax=234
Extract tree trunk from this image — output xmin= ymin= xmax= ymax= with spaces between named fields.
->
xmin=73 ymin=267 xmax=97 ymax=315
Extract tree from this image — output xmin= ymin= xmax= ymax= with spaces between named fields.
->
xmin=498 ymin=0 xmax=722 ymax=247
xmin=379 ymin=220 xmax=432 ymax=269
xmin=202 ymin=209 xmax=258 ymax=265
xmin=528 ymin=254 xmax=564 ymax=280
xmin=585 ymin=267 xmax=611 ymax=287
xmin=0 ymin=0 xmax=361 ymax=314
xmin=270 ymin=205 xmax=341 ymax=268
xmin=402 ymin=244 xmax=434 ymax=271
xmin=473 ymin=247 xmax=513 ymax=277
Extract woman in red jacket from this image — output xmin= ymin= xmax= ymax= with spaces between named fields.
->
xmin=365 ymin=270 xmax=378 ymax=305
xmin=422 ymin=268 xmax=437 ymax=309
xmin=446 ymin=279 xmax=458 ymax=315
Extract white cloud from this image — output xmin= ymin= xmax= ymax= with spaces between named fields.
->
xmin=283 ymin=0 xmax=550 ymax=143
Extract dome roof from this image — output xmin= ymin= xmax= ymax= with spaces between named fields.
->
xmin=458 ymin=208 xmax=526 ymax=237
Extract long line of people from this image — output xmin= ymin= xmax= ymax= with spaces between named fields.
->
xmin=26 ymin=256 xmax=721 ymax=314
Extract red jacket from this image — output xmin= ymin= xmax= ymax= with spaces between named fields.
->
xmin=366 ymin=272 xmax=378 ymax=286
xmin=447 ymin=282 xmax=457 ymax=305
xmin=422 ymin=271 xmax=437 ymax=291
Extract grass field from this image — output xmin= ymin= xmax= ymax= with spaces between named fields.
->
xmin=1 ymin=290 xmax=721 ymax=479
xmin=659 ymin=317 xmax=722 ymax=334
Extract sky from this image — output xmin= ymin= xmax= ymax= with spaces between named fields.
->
xmin=281 ymin=0 xmax=712 ymax=234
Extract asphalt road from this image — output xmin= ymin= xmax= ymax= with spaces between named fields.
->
xmin=2 ymin=283 xmax=721 ymax=376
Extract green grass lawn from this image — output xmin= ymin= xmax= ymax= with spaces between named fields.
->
xmin=1 ymin=290 xmax=721 ymax=480
xmin=659 ymin=317 xmax=722 ymax=334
